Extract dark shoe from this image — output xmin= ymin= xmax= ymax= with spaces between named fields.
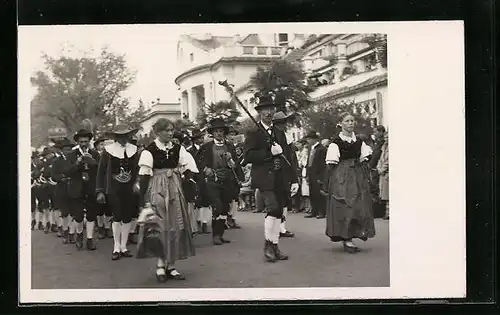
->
xmin=121 ymin=250 xmax=133 ymax=258
xmin=86 ymin=238 xmax=96 ymax=251
xmin=75 ymin=233 xmax=84 ymax=249
xmin=264 ymin=240 xmax=277 ymax=263
xmin=62 ymin=230 xmax=69 ymax=244
xmin=44 ymin=223 xmax=50 ymax=234
xmin=316 ymin=215 xmax=326 ymax=219
xmin=68 ymin=233 xmax=76 ymax=244
xmin=201 ymin=223 xmax=209 ymax=234
xmin=167 ymin=269 xmax=186 ymax=280
xmin=213 ymin=235 xmax=223 ymax=245
xmin=343 ymin=243 xmax=361 ymax=253
xmin=304 ymin=214 xmax=315 ymax=218
xmin=156 ymin=267 xmax=167 ymax=282
xmin=279 ymin=231 xmax=295 ymax=238
xmin=272 ymin=243 xmax=289 ymax=260
xmin=111 ymin=251 xmax=121 ymax=261
xmin=31 ymin=220 xmax=36 ymax=230
xmin=220 ymin=237 xmax=231 ymax=243
xmin=51 ymin=224 xmax=58 ymax=233
xmin=56 ymin=227 xmax=63 ymax=238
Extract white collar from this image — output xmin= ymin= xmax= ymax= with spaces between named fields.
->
xmin=104 ymin=142 xmax=137 ymax=159
xmin=154 ymin=138 xmax=174 ymax=151
xmin=339 ymin=132 xmax=357 ymax=143
xmin=311 ymin=141 xmax=320 ymax=149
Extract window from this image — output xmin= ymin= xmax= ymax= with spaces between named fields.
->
xmin=278 ymin=33 xmax=288 ymax=46
xmin=189 ymin=53 xmax=194 ymax=62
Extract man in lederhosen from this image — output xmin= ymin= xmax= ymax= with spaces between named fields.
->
xmin=31 ymin=151 xmax=42 ymax=230
xmin=94 ymin=136 xmax=114 ymax=239
xmin=66 ymin=129 xmax=100 ymax=250
xmin=188 ymin=128 xmax=212 ymax=234
xmin=243 ymin=96 xmax=299 ymax=262
xmin=51 ymin=138 xmax=76 ymax=241
xmin=196 ymin=118 xmax=244 ymax=245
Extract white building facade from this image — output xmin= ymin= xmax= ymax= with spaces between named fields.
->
xmin=138 ymin=102 xmax=181 ymax=136
xmin=175 ymin=33 xmax=307 ymax=122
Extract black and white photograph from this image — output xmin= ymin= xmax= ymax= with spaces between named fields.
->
xmin=18 ymin=22 xmax=465 ymax=303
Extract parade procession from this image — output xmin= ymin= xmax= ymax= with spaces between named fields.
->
xmin=28 ymin=32 xmax=390 ymax=288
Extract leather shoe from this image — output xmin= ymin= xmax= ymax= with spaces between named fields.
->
xmin=304 ymin=214 xmax=315 ymax=218
xmin=279 ymin=231 xmax=295 ymax=238
xmin=121 ymin=250 xmax=133 ymax=258
xmin=272 ymin=243 xmax=289 ymax=260
xmin=111 ymin=252 xmax=121 ymax=260
xmin=166 ymin=269 xmax=186 ymax=280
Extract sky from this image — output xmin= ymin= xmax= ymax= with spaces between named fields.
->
xmin=18 ymin=25 xmax=185 ymax=111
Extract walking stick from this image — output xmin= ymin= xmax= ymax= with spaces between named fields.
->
xmin=218 ymin=80 xmax=292 ymax=168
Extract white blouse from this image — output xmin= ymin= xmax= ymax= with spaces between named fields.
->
xmin=325 ymin=133 xmax=373 ymax=165
xmin=138 ymin=138 xmax=199 ymax=176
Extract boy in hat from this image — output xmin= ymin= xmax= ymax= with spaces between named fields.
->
xmin=196 ymin=118 xmax=244 ymax=245
xmin=66 ymin=129 xmax=100 ymax=250
xmin=304 ymin=130 xmax=327 ymax=219
xmin=187 ymin=128 xmax=212 ymax=233
xmin=243 ymin=96 xmax=299 ymax=262
xmin=51 ymin=138 xmax=76 ymax=241
xmin=96 ymin=125 xmax=140 ymax=260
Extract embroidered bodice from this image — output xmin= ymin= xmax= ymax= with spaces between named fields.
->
xmin=332 ymin=136 xmax=363 ymax=161
xmin=146 ymin=141 xmax=181 ymax=169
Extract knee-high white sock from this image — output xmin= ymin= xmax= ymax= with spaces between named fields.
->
xmin=272 ymin=218 xmax=281 ymax=244
xmin=120 ymin=222 xmax=131 ymax=252
xmin=76 ymin=221 xmax=84 ymax=234
xmin=112 ymin=222 xmax=122 ymax=253
xmin=54 ymin=210 xmax=61 ymax=227
xmin=129 ymin=219 xmax=138 ymax=234
xmin=104 ymin=216 xmax=112 ymax=229
xmin=62 ymin=216 xmax=69 ymax=231
xmin=69 ymin=219 xmax=76 ymax=234
xmin=280 ymin=207 xmax=287 ymax=233
xmin=86 ymin=221 xmax=95 ymax=239
xmin=42 ymin=209 xmax=49 ymax=226
xmin=264 ymin=216 xmax=276 ymax=242
xmin=199 ymin=207 xmax=207 ymax=223
xmin=96 ymin=215 xmax=104 ymax=228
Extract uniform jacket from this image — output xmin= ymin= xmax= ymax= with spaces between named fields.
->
xmin=243 ymin=123 xmax=298 ymax=191
xmin=65 ymin=146 xmax=100 ymax=198
xmin=196 ymin=140 xmax=244 ymax=183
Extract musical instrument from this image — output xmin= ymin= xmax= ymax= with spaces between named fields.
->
xmin=218 ymin=80 xmax=292 ymax=169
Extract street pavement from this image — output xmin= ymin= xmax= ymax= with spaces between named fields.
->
xmin=31 ymin=211 xmax=389 ymax=289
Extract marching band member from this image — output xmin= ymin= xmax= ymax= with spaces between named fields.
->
xmin=196 ymin=118 xmax=244 ymax=245
xmin=137 ymin=118 xmax=197 ymax=281
xmin=95 ymin=126 xmax=140 ymax=260
xmin=243 ymin=96 xmax=299 ymax=262
xmin=51 ymin=138 xmax=76 ymax=242
xmin=94 ymin=136 xmax=114 ymax=239
xmin=66 ymin=129 xmax=100 ymax=250
xmin=31 ymin=151 xmax=42 ymax=230
xmin=188 ymin=129 xmax=212 ymax=234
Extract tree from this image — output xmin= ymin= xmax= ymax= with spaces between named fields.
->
xmin=196 ymin=100 xmax=240 ymax=130
xmin=249 ymin=59 xmax=315 ymax=116
xmin=30 ymin=47 xmax=143 ymax=146
xmin=301 ymin=99 xmax=373 ymax=139
xmin=172 ymin=118 xmax=196 ymax=132
xmin=361 ymin=34 xmax=388 ymax=68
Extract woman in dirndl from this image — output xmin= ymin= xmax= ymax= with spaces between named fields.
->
xmin=323 ymin=112 xmax=376 ymax=253
xmin=137 ymin=118 xmax=198 ymax=282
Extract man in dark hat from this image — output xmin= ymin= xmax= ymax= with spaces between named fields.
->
xmin=96 ymin=125 xmax=140 ymax=260
xmin=93 ymin=135 xmax=113 ymax=239
xmin=243 ymin=96 xmax=299 ymax=262
xmin=196 ymin=117 xmax=244 ymax=245
xmin=186 ymin=128 xmax=212 ymax=233
xmin=51 ymin=138 xmax=76 ymax=242
xmin=66 ymin=129 xmax=100 ymax=250
xmin=304 ymin=130 xmax=327 ymax=219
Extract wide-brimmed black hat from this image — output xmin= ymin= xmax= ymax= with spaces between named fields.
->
xmin=54 ymin=138 xmax=75 ymax=149
xmin=304 ymin=130 xmax=320 ymax=139
xmin=190 ymin=128 xmax=203 ymax=139
xmin=254 ymin=95 xmax=275 ymax=110
xmin=73 ymin=129 xmax=94 ymax=142
xmin=105 ymin=125 xmax=139 ymax=138
xmin=206 ymin=118 xmax=229 ymax=134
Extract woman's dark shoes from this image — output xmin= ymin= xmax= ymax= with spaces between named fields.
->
xmin=272 ymin=244 xmax=289 ymax=260
xmin=111 ymin=251 xmax=121 ymax=260
xmin=120 ymin=250 xmax=133 ymax=258
xmin=343 ymin=243 xmax=361 ymax=253
xmin=167 ymin=269 xmax=186 ymax=280
xmin=279 ymin=231 xmax=295 ymax=238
